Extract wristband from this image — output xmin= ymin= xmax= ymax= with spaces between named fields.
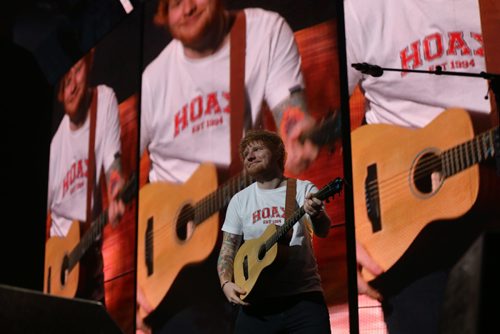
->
xmin=221 ymin=280 xmax=230 ymax=289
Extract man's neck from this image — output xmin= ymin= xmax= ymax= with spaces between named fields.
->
xmin=69 ymin=88 xmax=92 ymax=131
xmin=183 ymin=10 xmax=233 ymax=59
xmin=255 ymin=173 xmax=287 ymax=190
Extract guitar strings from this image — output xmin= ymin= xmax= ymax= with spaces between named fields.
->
xmin=362 ymin=128 xmax=497 ymax=207
xmin=140 ymin=127 xmax=498 ymax=244
xmin=141 ymin=172 xmax=253 ymax=244
xmin=365 ymin=152 xmax=466 ymax=205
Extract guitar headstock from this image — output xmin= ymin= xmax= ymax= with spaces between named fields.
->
xmin=315 ymin=177 xmax=343 ymax=202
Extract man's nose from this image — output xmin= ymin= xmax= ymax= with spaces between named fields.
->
xmin=182 ymin=0 xmax=196 ymax=16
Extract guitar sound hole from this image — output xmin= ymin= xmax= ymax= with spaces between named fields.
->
xmin=61 ymin=255 xmax=69 ymax=286
xmin=412 ymin=152 xmax=443 ymax=195
xmin=243 ymin=256 xmax=249 ymax=280
xmin=257 ymin=244 xmax=266 ymax=261
xmin=177 ymin=204 xmax=195 ymax=241
xmin=47 ymin=267 xmax=52 ymax=293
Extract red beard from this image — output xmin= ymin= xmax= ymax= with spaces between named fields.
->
xmin=169 ymin=2 xmax=224 ymax=52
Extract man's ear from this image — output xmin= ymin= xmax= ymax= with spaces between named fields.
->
xmin=154 ymin=0 xmax=169 ymax=27
xmin=86 ymin=48 xmax=95 ymax=71
xmin=57 ymin=80 xmax=65 ymax=103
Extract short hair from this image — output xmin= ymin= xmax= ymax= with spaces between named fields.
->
xmin=154 ymin=0 xmax=169 ymax=27
xmin=239 ymin=129 xmax=286 ymax=171
xmin=57 ymin=50 xmax=94 ymax=103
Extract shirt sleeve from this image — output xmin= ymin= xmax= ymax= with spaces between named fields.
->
xmin=47 ymin=133 xmax=59 ymax=210
xmin=222 ymin=193 xmax=243 ymax=235
xmin=101 ymin=86 xmax=122 ymax=173
xmin=263 ymin=11 xmax=304 ymax=110
xmin=140 ymin=73 xmax=153 ymax=157
xmin=344 ymin=0 xmax=364 ymax=95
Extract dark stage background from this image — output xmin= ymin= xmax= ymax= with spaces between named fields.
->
xmin=0 ymin=0 xmax=366 ymax=333
xmin=0 ymin=0 xmax=338 ymax=298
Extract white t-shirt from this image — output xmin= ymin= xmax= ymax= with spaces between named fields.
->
xmin=345 ymin=0 xmax=490 ymax=128
xmin=141 ymin=8 xmax=303 ymax=183
xmin=222 ymin=179 xmax=323 ymax=298
xmin=48 ymin=85 xmax=122 ymax=237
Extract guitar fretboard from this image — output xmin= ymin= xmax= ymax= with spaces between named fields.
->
xmin=66 ymin=174 xmax=137 ymax=272
xmin=263 ymin=178 xmax=343 ymax=252
xmin=441 ymin=127 xmax=499 ymax=178
xmin=265 ymin=207 xmax=306 ymax=250
xmin=193 ymin=172 xmax=254 ymax=225
xmin=67 ymin=214 xmax=107 ymax=271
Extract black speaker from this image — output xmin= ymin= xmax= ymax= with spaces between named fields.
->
xmin=0 ymin=285 xmax=122 ymax=334
xmin=440 ymin=230 xmax=500 ymax=334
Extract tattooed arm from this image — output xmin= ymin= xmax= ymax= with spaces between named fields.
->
xmin=106 ymin=154 xmax=125 ymax=226
xmin=217 ymin=232 xmax=248 ymax=305
xmin=272 ymin=90 xmax=319 ymax=174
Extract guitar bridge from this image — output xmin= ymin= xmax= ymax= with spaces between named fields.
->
xmin=365 ymin=164 xmax=382 ymax=232
xmin=146 ymin=217 xmax=154 ymax=276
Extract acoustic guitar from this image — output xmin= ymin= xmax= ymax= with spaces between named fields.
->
xmin=136 ymin=163 xmax=253 ymax=313
xmin=351 ymin=108 xmax=499 ymax=278
xmin=136 ymin=113 xmax=341 ymax=313
xmin=233 ymin=178 xmax=343 ymax=299
xmin=44 ymin=174 xmax=137 ymax=297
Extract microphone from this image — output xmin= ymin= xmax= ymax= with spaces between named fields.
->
xmin=352 ymin=63 xmax=384 ymax=77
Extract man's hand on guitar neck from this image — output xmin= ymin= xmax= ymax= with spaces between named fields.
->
xmin=107 ymin=168 xmax=126 ymax=227
xmin=281 ymin=113 xmax=319 ymax=175
xmin=356 ymin=241 xmax=384 ymax=302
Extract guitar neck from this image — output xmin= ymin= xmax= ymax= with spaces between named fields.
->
xmin=441 ymin=126 xmax=499 ymax=178
xmin=67 ymin=213 xmax=109 ymax=272
xmin=262 ymin=177 xmax=343 ymax=252
xmin=193 ymin=171 xmax=254 ymax=225
xmin=66 ymin=174 xmax=137 ymax=272
xmin=264 ymin=207 xmax=306 ymax=251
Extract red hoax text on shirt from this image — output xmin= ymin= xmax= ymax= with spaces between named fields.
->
xmin=173 ymin=91 xmax=230 ymax=138
xmin=399 ymin=31 xmax=483 ymax=76
xmin=252 ymin=206 xmax=286 ymax=225
xmin=62 ymin=158 xmax=89 ymax=198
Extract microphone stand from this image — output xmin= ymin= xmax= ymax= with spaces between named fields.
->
xmin=352 ymin=62 xmax=499 ymax=81
xmin=351 ymin=62 xmax=500 ymax=175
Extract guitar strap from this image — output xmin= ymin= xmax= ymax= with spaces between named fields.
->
xmin=86 ymin=88 xmax=97 ymax=226
xmin=285 ymin=177 xmax=297 ymax=241
xmin=229 ymin=10 xmax=246 ymax=176
xmin=285 ymin=178 xmax=297 ymax=220
xmin=80 ymin=87 xmax=106 ymax=302
xmin=478 ymin=0 xmax=500 ymax=125
xmin=478 ymin=0 xmax=500 ymax=174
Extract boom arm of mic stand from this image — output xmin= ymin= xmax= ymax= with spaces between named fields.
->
xmin=352 ymin=62 xmax=499 ymax=79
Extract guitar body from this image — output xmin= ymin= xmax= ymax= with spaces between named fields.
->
xmin=44 ymin=220 xmax=80 ymax=298
xmin=352 ymin=108 xmax=480 ymax=277
xmin=234 ymin=224 xmax=278 ymax=299
xmin=232 ymin=178 xmax=343 ymax=299
xmin=137 ymin=163 xmax=219 ymax=311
